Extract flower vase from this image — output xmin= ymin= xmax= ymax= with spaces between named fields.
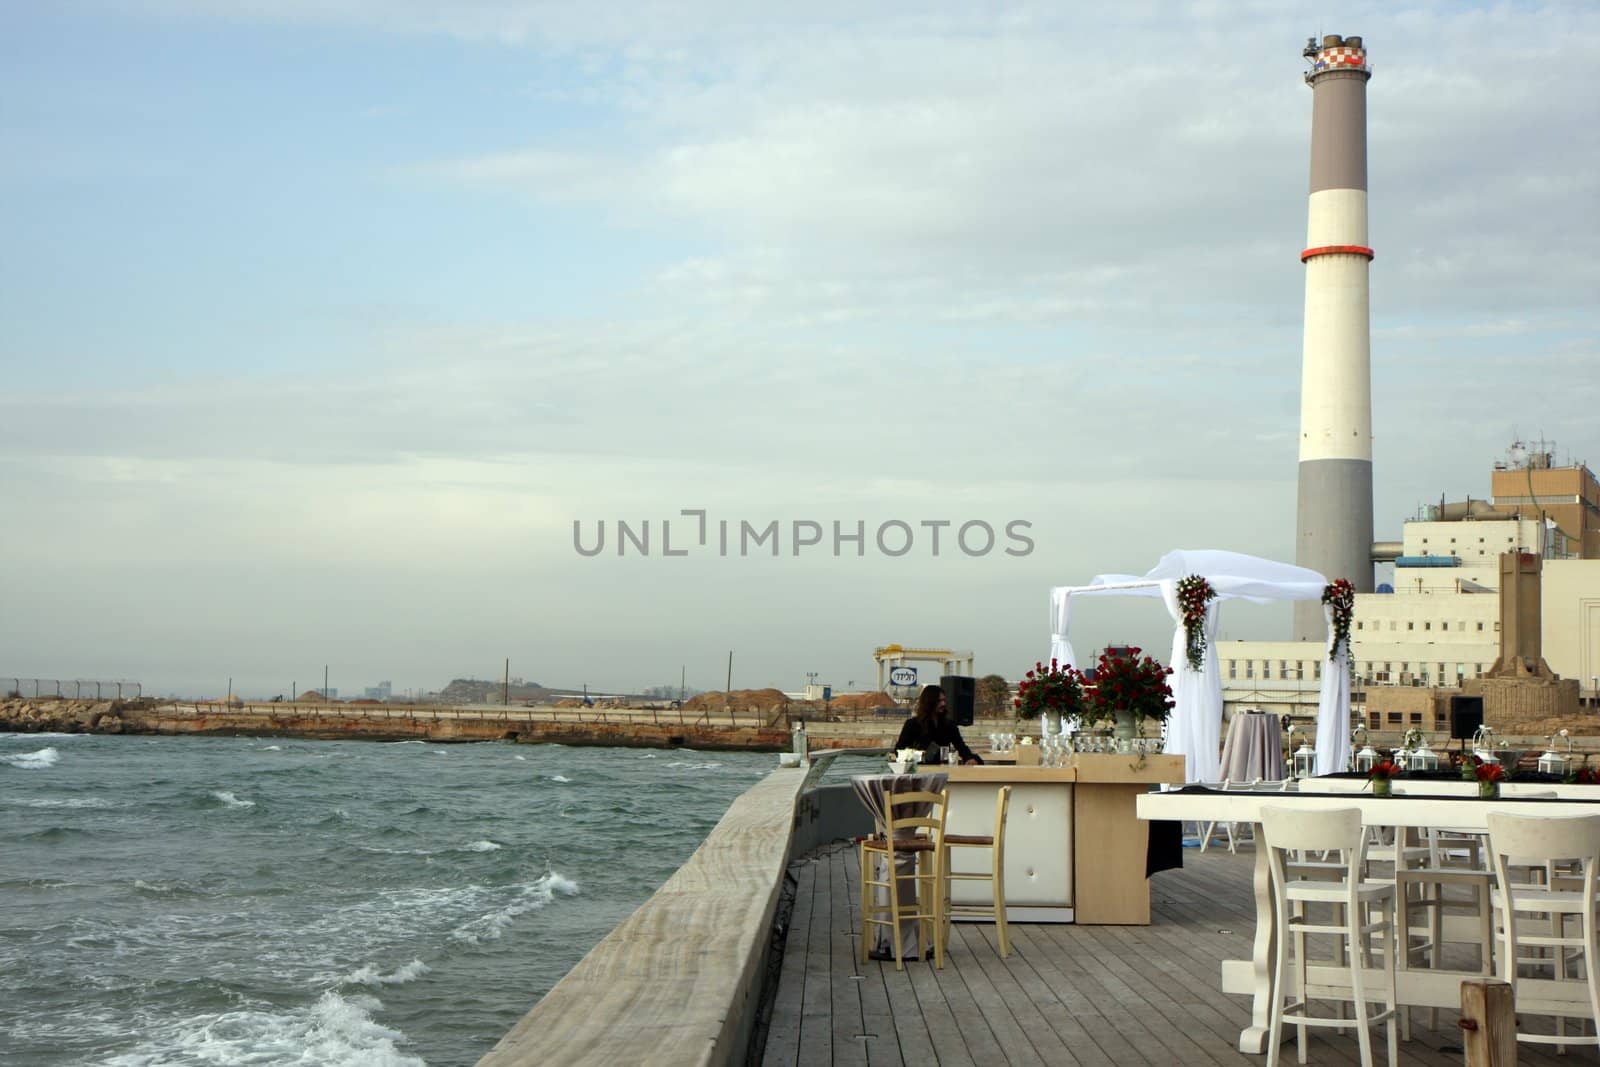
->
xmin=1478 ymin=779 xmax=1500 ymax=800
xmin=1371 ymin=778 xmax=1392 ymax=798
xmin=1113 ymin=710 xmax=1138 ymax=742
xmin=1043 ymin=711 xmax=1062 ymax=739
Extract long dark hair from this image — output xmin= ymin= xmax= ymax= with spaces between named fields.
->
xmin=914 ymin=685 xmax=944 ymax=722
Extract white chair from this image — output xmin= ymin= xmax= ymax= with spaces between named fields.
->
xmin=1485 ymin=811 xmax=1600 ymax=1050
xmin=940 ymin=785 xmax=1011 ymax=959
xmin=1260 ymin=805 xmax=1399 ymax=1067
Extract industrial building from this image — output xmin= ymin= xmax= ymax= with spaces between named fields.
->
xmin=1222 ymin=448 xmax=1600 ymax=729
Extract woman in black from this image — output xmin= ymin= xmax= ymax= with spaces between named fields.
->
xmin=892 ymin=684 xmax=983 ymax=765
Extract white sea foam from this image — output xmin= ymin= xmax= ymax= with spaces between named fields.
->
xmin=340 ymin=958 xmax=430 ymax=987
xmin=0 ymin=731 xmax=76 ymax=740
xmin=666 ymin=761 xmax=722 ymax=771
xmin=550 ymin=774 xmax=571 ymax=783
xmin=638 ymin=752 xmax=657 ymax=758
xmin=461 ymin=840 xmax=501 ymax=852
xmin=450 ymin=872 xmax=579 ymax=945
xmin=2 ymin=747 xmax=59 ymax=769
xmin=12 ymin=796 xmax=112 ymax=808
xmin=264 ymin=744 xmax=283 ymax=751
xmin=513 ymin=754 xmax=526 ymax=761
xmin=210 ymin=791 xmax=255 ymax=809
xmin=101 ymin=990 xmax=424 ymax=1067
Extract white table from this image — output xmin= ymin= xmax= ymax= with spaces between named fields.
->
xmin=1138 ymin=785 xmax=1600 ymax=1053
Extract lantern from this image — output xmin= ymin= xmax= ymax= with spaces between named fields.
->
xmin=1472 ymin=724 xmax=1498 ymax=765
xmin=1292 ymin=742 xmax=1318 ymax=780
xmin=1408 ymin=739 xmax=1439 ymax=773
xmin=1537 ymin=748 xmax=1566 ymax=776
xmin=1354 ymin=744 xmax=1380 ymax=774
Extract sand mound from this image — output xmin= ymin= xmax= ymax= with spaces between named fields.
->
xmin=685 ymin=688 xmax=790 ymax=713
xmin=829 ymin=691 xmax=899 ymax=710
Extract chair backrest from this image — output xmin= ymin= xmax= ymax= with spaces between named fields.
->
xmin=992 ymin=785 xmax=1012 ymax=865
xmin=885 ymin=789 xmax=948 ymax=840
xmin=1259 ymin=805 xmax=1364 ymax=856
xmin=1486 ymin=812 xmax=1600 ymax=868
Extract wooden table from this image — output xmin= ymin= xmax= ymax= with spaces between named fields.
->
xmin=945 ymin=754 xmax=1185 ymax=924
xmin=1137 ymin=785 xmax=1600 ymax=1053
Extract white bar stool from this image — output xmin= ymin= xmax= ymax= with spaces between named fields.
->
xmin=1260 ymin=805 xmax=1399 ymax=1067
xmin=1485 ymin=811 xmax=1600 ymax=1051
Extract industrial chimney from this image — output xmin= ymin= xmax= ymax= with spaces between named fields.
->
xmin=1293 ymin=33 xmax=1375 ymax=640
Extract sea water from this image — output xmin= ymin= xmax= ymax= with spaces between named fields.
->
xmin=0 ymin=733 xmax=772 ymax=1065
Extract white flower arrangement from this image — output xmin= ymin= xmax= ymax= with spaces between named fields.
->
xmin=894 ymin=748 xmax=924 ymax=767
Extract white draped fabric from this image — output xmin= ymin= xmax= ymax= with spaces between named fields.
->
xmin=1048 ymin=587 xmax=1076 ymax=671
xmin=1161 ymin=581 xmax=1223 ymax=783
xmin=1048 ymin=549 xmax=1330 ymax=784
xmin=1315 ymin=603 xmax=1353 ymax=775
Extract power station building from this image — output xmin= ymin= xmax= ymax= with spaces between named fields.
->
xmin=1223 ymin=447 xmax=1600 ymax=729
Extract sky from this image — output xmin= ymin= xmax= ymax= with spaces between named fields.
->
xmin=2 ymin=1 xmax=1597 ymax=700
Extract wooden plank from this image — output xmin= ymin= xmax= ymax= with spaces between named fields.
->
xmin=764 ymin=843 xmax=1587 ymax=1067
xmin=761 ymin=854 xmax=817 ymax=1067
xmin=1461 ymin=979 xmax=1516 ymax=1067
xmin=827 ymin=845 xmax=868 ymax=1067
xmin=950 ymin=921 xmax=1090 ymax=1066
xmin=938 ymin=923 xmax=1049 ymax=1066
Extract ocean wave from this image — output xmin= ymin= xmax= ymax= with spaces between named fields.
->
xmin=0 ymin=731 xmax=78 ymax=740
xmin=450 ymin=872 xmax=579 ymax=945
xmin=133 ymin=879 xmax=207 ymax=899
xmin=637 ymin=752 xmax=657 ymax=758
xmin=20 ymin=826 xmax=87 ymax=842
xmin=209 ymin=791 xmax=255 ymax=809
xmin=9 ymin=795 xmax=113 ymax=809
xmin=2 ymin=747 xmax=60 ymax=769
xmin=338 ymin=959 xmax=430 ymax=987
xmin=665 ymin=761 xmax=723 ymax=771
xmin=461 ymin=840 xmax=501 ymax=852
xmin=101 ymin=990 xmax=424 ymax=1067
xmin=549 ymin=774 xmax=571 ymax=783
xmin=263 ymin=744 xmax=283 ymax=751
xmin=513 ymin=754 xmax=526 ymax=761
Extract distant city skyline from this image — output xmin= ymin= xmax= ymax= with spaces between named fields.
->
xmin=3 ymin=3 xmax=1596 ymax=699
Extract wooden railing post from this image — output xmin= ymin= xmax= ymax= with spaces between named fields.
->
xmin=1460 ymin=978 xmax=1516 ymax=1066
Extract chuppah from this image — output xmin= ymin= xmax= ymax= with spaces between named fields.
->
xmin=1048 ymin=549 xmax=1353 ymax=782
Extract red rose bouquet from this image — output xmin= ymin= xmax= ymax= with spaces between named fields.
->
xmin=1176 ymin=575 xmax=1215 ymax=671
xmin=1014 ymin=659 xmax=1087 ymax=723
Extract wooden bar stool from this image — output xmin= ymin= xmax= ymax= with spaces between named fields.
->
xmin=1260 ymin=805 xmax=1399 ymax=1067
xmin=940 ymin=785 xmax=1011 ymax=959
xmin=859 ymin=789 xmax=947 ymax=970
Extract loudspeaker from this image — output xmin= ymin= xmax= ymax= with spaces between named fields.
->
xmin=1450 ymin=695 xmax=1484 ymax=740
xmin=941 ymin=674 xmax=976 ymax=727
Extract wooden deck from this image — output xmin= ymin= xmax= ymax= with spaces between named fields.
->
xmin=759 ymin=842 xmax=1586 ymax=1066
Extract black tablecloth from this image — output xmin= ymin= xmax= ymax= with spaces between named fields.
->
xmin=1146 ymin=819 xmax=1183 ymax=876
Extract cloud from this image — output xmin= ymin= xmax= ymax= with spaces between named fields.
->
xmin=9 ymin=1 xmax=1596 ymax=693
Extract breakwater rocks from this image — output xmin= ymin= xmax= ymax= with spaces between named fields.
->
xmin=0 ymin=697 xmax=150 ymax=733
xmin=0 ymin=697 xmax=807 ymax=751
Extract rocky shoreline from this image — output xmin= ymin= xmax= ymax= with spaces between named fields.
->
xmin=0 ymin=697 xmax=828 ymax=752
